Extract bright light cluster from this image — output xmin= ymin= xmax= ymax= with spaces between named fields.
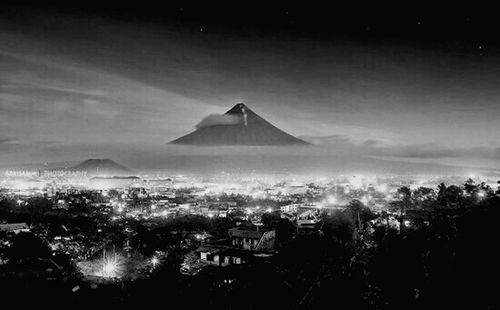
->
xmin=97 ymin=253 xmax=123 ymax=278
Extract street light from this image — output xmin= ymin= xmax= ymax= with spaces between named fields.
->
xmin=102 ymin=260 xmax=118 ymax=277
xmin=151 ymin=256 xmax=159 ymax=268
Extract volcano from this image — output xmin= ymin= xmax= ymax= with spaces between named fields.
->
xmin=170 ymin=103 xmax=310 ymax=146
xmin=70 ymin=158 xmax=131 ymax=176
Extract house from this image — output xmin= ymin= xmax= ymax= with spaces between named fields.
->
xmin=296 ymin=209 xmax=320 ymax=229
xmin=197 ymin=227 xmax=276 ymax=268
xmin=198 ymin=245 xmax=246 ymax=267
xmin=0 ymin=222 xmax=30 ymax=234
xmin=280 ymin=203 xmax=299 ymax=213
xmin=228 ymin=227 xmax=275 ymax=252
xmin=200 ymin=204 xmax=229 ymax=218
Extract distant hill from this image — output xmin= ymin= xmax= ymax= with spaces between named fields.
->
xmin=70 ymin=158 xmax=131 ymax=176
xmin=170 ymin=103 xmax=309 ymax=146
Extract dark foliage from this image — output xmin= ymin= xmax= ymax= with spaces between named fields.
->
xmin=1 ymin=181 xmax=499 ymax=309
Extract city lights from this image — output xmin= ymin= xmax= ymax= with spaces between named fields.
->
xmin=326 ymin=195 xmax=337 ymax=205
xmin=151 ymin=256 xmax=159 ymax=268
xmin=102 ymin=260 xmax=118 ymax=277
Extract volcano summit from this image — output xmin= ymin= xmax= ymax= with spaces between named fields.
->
xmin=170 ymin=103 xmax=309 ymax=146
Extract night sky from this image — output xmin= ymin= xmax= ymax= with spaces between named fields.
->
xmin=1 ymin=3 xmax=499 ymax=171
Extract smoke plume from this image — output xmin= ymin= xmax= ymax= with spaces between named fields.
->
xmin=195 ymin=114 xmax=242 ymax=128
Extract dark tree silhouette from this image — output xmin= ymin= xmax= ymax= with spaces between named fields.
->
xmin=6 ymin=232 xmax=52 ymax=264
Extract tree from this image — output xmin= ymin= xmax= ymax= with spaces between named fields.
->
xmin=436 ymin=183 xmax=464 ymax=208
xmin=437 ymin=183 xmax=448 ymax=207
xmin=180 ymin=251 xmax=207 ymax=275
xmin=208 ymin=217 xmax=234 ymax=239
xmin=345 ymin=199 xmax=375 ymax=230
xmin=389 ymin=187 xmax=414 ymax=232
xmin=6 ymin=232 xmax=52 ymax=264
xmin=130 ymin=224 xmax=162 ymax=256
xmin=412 ymin=187 xmax=436 ymax=209
xmin=25 ymin=197 xmax=54 ymax=222
xmin=445 ymin=185 xmax=464 ymax=208
xmin=0 ymin=198 xmax=16 ymax=217
xmin=320 ymin=211 xmax=356 ymax=243
xmin=463 ymin=178 xmax=478 ymax=196
xmin=261 ymin=212 xmax=282 ymax=228
xmin=229 ymin=209 xmax=245 ymax=219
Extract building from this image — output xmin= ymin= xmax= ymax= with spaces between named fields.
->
xmin=89 ymin=176 xmax=140 ymax=189
xmin=0 ymin=222 xmax=30 ymax=234
xmin=198 ymin=246 xmax=245 ymax=267
xmin=280 ymin=203 xmax=300 ymax=213
xmin=296 ymin=209 xmax=320 ymax=229
xmin=228 ymin=227 xmax=275 ymax=251
xmin=197 ymin=227 xmax=276 ymax=268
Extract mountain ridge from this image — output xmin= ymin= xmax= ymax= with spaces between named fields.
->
xmin=70 ymin=158 xmax=131 ymax=176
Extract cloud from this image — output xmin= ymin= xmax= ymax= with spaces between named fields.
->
xmin=300 ymin=134 xmax=394 ymax=147
xmin=383 ymin=144 xmax=500 ymax=160
xmin=1 ymin=83 xmax=106 ymax=98
xmin=0 ymin=44 xmax=222 ymax=146
xmin=195 ymin=114 xmax=242 ymax=128
xmin=0 ymin=136 xmax=28 ymax=154
xmin=362 ymin=139 xmax=386 ymax=147
xmin=300 ymin=135 xmax=352 ymax=145
xmin=0 ymin=137 xmax=18 ymax=145
xmin=301 ymin=134 xmax=500 ymax=166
